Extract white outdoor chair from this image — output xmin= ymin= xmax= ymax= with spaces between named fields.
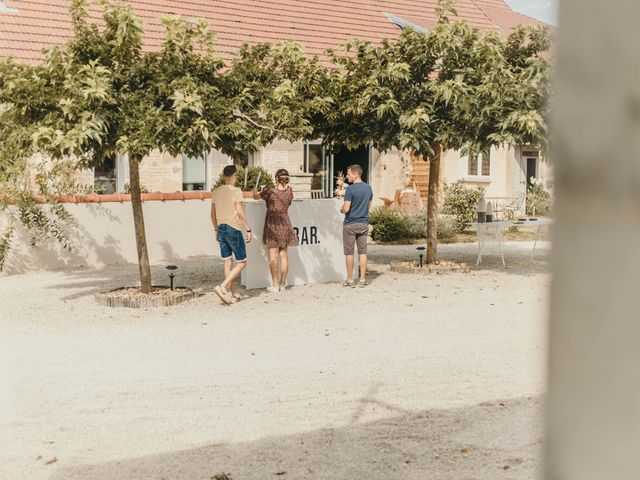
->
xmin=504 ymin=192 xmax=526 ymax=220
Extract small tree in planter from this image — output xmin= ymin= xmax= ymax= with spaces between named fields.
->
xmin=0 ymin=1 xmax=222 ymax=291
xmin=318 ymin=0 xmax=551 ymax=263
xmin=0 ymin=0 xmax=316 ymax=291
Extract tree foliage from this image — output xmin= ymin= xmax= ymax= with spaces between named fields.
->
xmin=0 ymin=0 xmax=551 ymax=275
xmin=316 ymin=0 xmax=551 ymax=261
xmin=0 ymin=0 xmax=323 ymax=283
xmin=319 ymin=1 xmax=550 ymax=157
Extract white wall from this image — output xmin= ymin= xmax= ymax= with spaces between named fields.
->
xmin=1 ymin=200 xmax=218 ymax=274
xmin=1 ymin=199 xmax=347 ymax=290
xmin=241 ymin=199 xmax=345 ymax=289
xmin=442 ymin=146 xmax=520 ymax=198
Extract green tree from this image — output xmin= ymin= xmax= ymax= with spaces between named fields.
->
xmin=1 ymin=0 xmax=218 ymax=287
xmin=319 ymin=0 xmax=551 ymax=263
xmin=0 ymin=0 xmax=315 ymax=289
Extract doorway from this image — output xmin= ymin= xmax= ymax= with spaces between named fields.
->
xmin=526 ymin=156 xmax=538 ymax=187
xmin=333 ymin=145 xmax=370 ymax=184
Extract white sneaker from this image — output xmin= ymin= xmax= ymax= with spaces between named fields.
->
xmin=266 ymin=286 xmax=280 ymax=294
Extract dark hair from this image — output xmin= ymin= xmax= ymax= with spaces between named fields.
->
xmin=275 ymin=168 xmax=290 ymax=185
xmin=347 ymin=164 xmax=363 ymax=177
xmin=223 ymin=165 xmax=237 ymax=178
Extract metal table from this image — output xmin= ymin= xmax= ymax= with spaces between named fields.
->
xmin=475 ymin=218 xmax=553 ymax=266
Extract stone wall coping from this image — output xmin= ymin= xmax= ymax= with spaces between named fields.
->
xmin=1 ymin=191 xmax=334 ymax=205
xmin=0 ymin=191 xmax=213 ymax=205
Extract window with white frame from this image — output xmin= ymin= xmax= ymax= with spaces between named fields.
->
xmin=461 ymin=149 xmax=491 ymax=177
xmin=182 ymin=153 xmax=208 ymax=191
xmin=304 ymin=141 xmax=331 ymax=196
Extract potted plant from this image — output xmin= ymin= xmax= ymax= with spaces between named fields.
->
xmin=213 ymin=166 xmax=275 ymax=198
xmin=334 ymin=171 xmax=347 ymax=199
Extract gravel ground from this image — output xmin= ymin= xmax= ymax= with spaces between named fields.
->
xmin=0 ymin=242 xmax=550 ymax=480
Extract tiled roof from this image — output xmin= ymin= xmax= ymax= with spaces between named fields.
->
xmin=473 ymin=0 xmax=546 ymax=31
xmin=0 ymin=0 xmax=545 ymax=64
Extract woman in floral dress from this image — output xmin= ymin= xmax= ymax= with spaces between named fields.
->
xmin=252 ymin=169 xmax=299 ymax=292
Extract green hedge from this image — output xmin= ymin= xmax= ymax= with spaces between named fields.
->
xmin=369 ymin=208 xmax=457 ymax=243
xmin=369 ymin=208 xmax=411 ymax=242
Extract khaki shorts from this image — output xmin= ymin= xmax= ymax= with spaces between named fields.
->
xmin=343 ymin=223 xmax=369 ymax=256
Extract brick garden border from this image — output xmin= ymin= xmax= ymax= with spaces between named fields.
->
xmin=95 ymin=287 xmax=201 ymax=308
xmin=390 ymin=261 xmax=471 ymax=275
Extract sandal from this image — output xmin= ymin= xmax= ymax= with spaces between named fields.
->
xmin=342 ymin=280 xmax=356 ymax=288
xmin=357 ymin=280 xmax=369 ymax=288
xmin=229 ymin=293 xmax=244 ymax=304
xmin=214 ymin=285 xmax=232 ymax=305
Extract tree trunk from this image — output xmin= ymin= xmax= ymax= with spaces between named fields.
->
xmin=426 ymin=144 xmax=441 ymax=264
xmin=128 ymin=155 xmax=152 ymax=294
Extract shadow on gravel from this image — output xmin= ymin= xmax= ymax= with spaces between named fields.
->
xmin=42 ymin=242 xmax=550 ymax=303
xmin=51 ymin=396 xmax=542 ymax=480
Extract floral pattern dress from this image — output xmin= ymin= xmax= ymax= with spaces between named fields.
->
xmin=260 ymin=187 xmax=299 ymax=248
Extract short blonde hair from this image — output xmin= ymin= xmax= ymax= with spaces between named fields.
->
xmin=347 ymin=164 xmax=363 ymax=177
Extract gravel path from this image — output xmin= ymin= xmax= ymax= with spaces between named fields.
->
xmin=0 ymin=242 xmax=550 ymax=480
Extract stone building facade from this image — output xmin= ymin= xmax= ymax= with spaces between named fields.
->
xmin=61 ymin=139 xmax=552 ymax=210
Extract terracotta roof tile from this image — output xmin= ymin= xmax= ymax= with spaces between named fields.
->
xmin=0 ymin=0 xmax=545 ymax=64
xmin=472 ymin=0 xmax=548 ymax=31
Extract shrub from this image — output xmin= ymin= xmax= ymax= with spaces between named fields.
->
xmin=404 ymin=210 xmax=427 ymax=240
xmin=526 ymin=180 xmax=552 ymax=216
xmin=369 ymin=207 xmax=411 ymax=242
xmin=370 ymin=209 xmax=458 ymax=243
xmin=443 ymin=181 xmax=485 ymax=232
xmin=213 ymin=166 xmax=275 ymax=191
xmin=404 ymin=211 xmax=457 ymax=242
xmin=436 ymin=214 xmax=457 ymax=243
xmin=123 ymin=183 xmax=150 ymax=194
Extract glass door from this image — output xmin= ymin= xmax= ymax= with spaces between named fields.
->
xmin=526 ymin=157 xmax=538 ymax=186
xmin=304 ymin=142 xmax=332 ymax=198
xmin=94 ymin=156 xmax=117 ymax=194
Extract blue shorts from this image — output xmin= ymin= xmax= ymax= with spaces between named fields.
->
xmin=217 ymin=224 xmax=247 ymax=262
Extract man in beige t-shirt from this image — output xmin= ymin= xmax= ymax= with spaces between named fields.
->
xmin=211 ymin=165 xmax=252 ymax=304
